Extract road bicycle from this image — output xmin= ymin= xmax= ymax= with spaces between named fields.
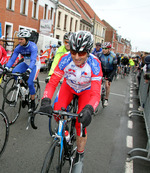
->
xmin=0 ymin=109 xmax=9 ymax=157
xmin=2 ymin=72 xmax=41 ymax=127
xmin=31 ymin=95 xmax=85 ymax=173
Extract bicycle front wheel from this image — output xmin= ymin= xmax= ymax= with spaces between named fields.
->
xmin=34 ymin=78 xmax=41 ymax=110
xmin=2 ymin=86 xmax=21 ymax=125
xmin=0 ymin=109 xmax=9 ymax=157
xmin=41 ymin=139 xmax=65 ymax=173
xmin=3 ymin=76 xmax=16 ymax=99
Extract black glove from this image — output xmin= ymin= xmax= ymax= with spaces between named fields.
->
xmin=3 ymin=67 xmax=9 ymax=76
xmin=78 ymin=105 xmax=94 ymax=128
xmin=39 ymin=98 xmax=53 ymax=115
xmin=22 ymin=69 xmax=31 ymax=81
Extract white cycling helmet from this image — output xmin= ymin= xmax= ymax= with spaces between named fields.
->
xmin=17 ymin=29 xmax=31 ymax=38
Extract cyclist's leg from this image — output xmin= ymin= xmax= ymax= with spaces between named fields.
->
xmin=28 ymin=65 xmax=36 ymax=113
xmin=72 ymin=89 xmax=91 ymax=173
xmin=12 ymin=62 xmax=28 ymax=75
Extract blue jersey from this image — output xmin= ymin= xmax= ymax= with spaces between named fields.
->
xmin=99 ymin=51 xmax=117 ymax=73
xmin=92 ymin=48 xmax=102 ymax=57
xmin=6 ymin=41 xmax=38 ymax=70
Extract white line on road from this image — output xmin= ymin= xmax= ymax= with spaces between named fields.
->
xmin=129 ymin=103 xmax=133 ymax=108
xmin=128 ymin=120 xmax=133 ymax=129
xmin=110 ymin=92 xmax=125 ymax=97
xmin=125 ymin=160 xmax=133 ymax=173
xmin=126 ymin=136 xmax=133 ymax=148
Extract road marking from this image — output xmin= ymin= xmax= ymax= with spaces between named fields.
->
xmin=129 ymin=103 xmax=133 ymax=108
xmin=128 ymin=120 xmax=133 ymax=129
xmin=126 ymin=136 xmax=133 ymax=148
xmin=130 ymin=90 xmax=133 ymax=94
xmin=130 ymin=99 xmax=133 ymax=103
xmin=110 ymin=92 xmax=125 ymax=97
xmin=125 ymin=160 xmax=133 ymax=173
xmin=130 ymin=94 xmax=133 ymax=97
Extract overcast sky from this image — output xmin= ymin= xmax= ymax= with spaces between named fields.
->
xmin=85 ymin=0 xmax=150 ymax=52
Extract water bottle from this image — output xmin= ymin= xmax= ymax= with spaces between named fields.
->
xmin=65 ymin=130 xmax=70 ymax=143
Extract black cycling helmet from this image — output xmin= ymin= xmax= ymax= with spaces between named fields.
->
xmin=17 ymin=29 xmax=31 ymax=42
xmin=63 ymin=32 xmax=73 ymax=40
xmin=144 ymin=55 xmax=150 ymax=64
xmin=96 ymin=42 xmax=101 ymax=46
xmin=69 ymin=31 xmax=93 ymax=54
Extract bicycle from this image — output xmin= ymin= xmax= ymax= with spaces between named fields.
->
xmin=0 ymin=109 xmax=9 ymax=157
xmin=2 ymin=72 xmax=41 ymax=127
xmin=31 ymin=95 xmax=85 ymax=173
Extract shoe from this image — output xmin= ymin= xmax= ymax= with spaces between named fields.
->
xmin=138 ymin=106 xmax=144 ymax=112
xmin=72 ymin=152 xmax=84 ymax=173
xmin=117 ymin=75 xmax=119 ymax=80
xmin=104 ymin=99 xmax=108 ymax=107
xmin=22 ymin=100 xmax=28 ymax=108
xmin=28 ymin=100 xmax=35 ymax=113
xmin=45 ymin=76 xmax=50 ymax=83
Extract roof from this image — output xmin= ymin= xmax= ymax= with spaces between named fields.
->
xmin=69 ymin=0 xmax=92 ymax=24
xmin=75 ymin=0 xmax=105 ymax=26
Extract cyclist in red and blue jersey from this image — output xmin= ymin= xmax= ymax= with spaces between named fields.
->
xmin=39 ymin=31 xmax=103 ymax=173
xmin=92 ymin=42 xmax=102 ymax=57
xmin=3 ymin=29 xmax=40 ymax=112
xmin=98 ymin=42 xmax=117 ymax=107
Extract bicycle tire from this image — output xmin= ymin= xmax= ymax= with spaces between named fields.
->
xmin=41 ymin=139 xmax=64 ymax=173
xmin=34 ymin=78 xmax=41 ymax=110
xmin=3 ymin=76 xmax=16 ymax=99
xmin=0 ymin=109 xmax=9 ymax=157
xmin=2 ymin=86 xmax=21 ymax=125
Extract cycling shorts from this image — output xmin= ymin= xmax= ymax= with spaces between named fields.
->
xmin=12 ymin=62 xmax=39 ymax=95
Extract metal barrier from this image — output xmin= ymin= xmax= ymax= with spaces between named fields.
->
xmin=127 ymin=72 xmax=150 ymax=162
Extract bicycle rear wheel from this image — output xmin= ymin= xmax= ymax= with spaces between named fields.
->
xmin=2 ymin=86 xmax=21 ymax=125
xmin=0 ymin=109 xmax=9 ymax=157
xmin=41 ymin=139 xmax=66 ymax=173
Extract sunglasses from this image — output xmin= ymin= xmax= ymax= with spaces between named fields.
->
xmin=102 ymin=48 xmax=109 ymax=50
xmin=64 ymin=41 xmax=69 ymax=44
xmin=70 ymin=50 xmax=87 ymax=56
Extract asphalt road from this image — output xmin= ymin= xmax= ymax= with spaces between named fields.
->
xmin=0 ymin=72 xmax=150 ymax=173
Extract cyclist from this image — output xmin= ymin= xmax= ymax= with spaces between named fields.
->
xmin=3 ymin=29 xmax=40 ymax=113
xmin=45 ymin=32 xmax=72 ymax=83
xmin=98 ymin=42 xmax=117 ymax=106
xmin=92 ymin=42 xmax=102 ymax=57
xmin=39 ymin=31 xmax=103 ymax=173
xmin=121 ymin=54 xmax=129 ymax=76
xmin=116 ymin=53 xmax=121 ymax=78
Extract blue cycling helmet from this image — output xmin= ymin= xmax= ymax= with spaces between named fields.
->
xmin=52 ymin=44 xmax=57 ymax=48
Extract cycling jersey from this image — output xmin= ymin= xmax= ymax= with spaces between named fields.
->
xmin=6 ymin=41 xmax=38 ymax=70
xmin=0 ymin=45 xmax=8 ymax=65
xmin=99 ymin=51 xmax=117 ymax=72
xmin=99 ymin=51 xmax=117 ymax=81
xmin=48 ymin=45 xmax=68 ymax=76
xmin=43 ymin=52 xmax=102 ymax=136
xmin=6 ymin=41 xmax=40 ymax=95
xmin=121 ymin=57 xmax=129 ymax=66
xmin=92 ymin=47 xmax=102 ymax=57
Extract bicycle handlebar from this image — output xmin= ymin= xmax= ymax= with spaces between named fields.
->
xmin=31 ymin=110 xmax=86 ymax=137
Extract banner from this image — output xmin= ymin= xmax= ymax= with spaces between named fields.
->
xmin=40 ymin=20 xmax=52 ymax=34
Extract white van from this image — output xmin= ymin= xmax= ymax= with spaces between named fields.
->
xmin=37 ymin=33 xmax=62 ymax=54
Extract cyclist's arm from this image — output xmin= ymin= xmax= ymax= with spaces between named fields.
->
xmin=6 ymin=48 xmax=19 ymax=68
xmin=28 ymin=46 xmax=38 ymax=70
xmin=87 ymin=60 xmax=103 ymax=111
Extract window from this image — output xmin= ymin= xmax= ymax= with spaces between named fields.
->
xmin=44 ymin=4 xmax=48 ymax=19
xmin=7 ymin=0 xmax=15 ymax=10
xmin=20 ymin=0 xmax=29 ymax=15
xmin=64 ymin=15 xmax=67 ymax=30
xmin=33 ymin=0 xmax=38 ymax=19
xmin=80 ymin=24 xmax=82 ymax=30
xmin=56 ymin=35 xmax=60 ymax=39
xmin=50 ymin=7 xmax=53 ymax=20
xmin=70 ymin=17 xmax=73 ymax=31
xmin=75 ymin=20 xmax=78 ymax=32
xmin=57 ymin=11 xmax=61 ymax=27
